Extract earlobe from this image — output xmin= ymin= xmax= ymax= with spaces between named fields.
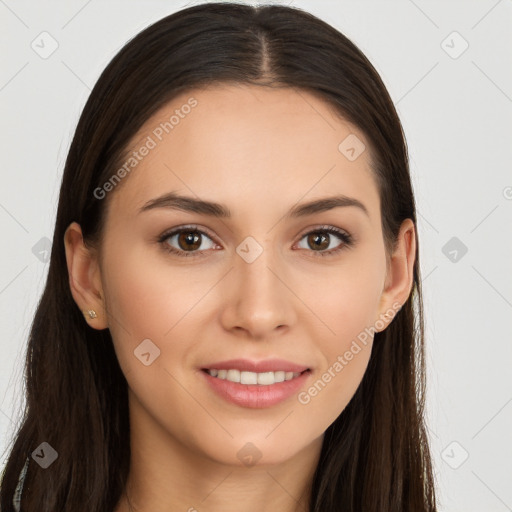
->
xmin=375 ymin=218 xmax=416 ymax=332
xmin=64 ymin=222 xmax=108 ymax=330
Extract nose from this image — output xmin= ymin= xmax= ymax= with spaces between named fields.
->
xmin=219 ymin=242 xmax=297 ymax=340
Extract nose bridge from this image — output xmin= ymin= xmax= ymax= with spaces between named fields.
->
xmin=223 ymin=234 xmax=295 ymax=336
xmin=237 ymin=235 xmax=277 ymax=289
xmin=236 ymin=234 xmax=282 ymax=300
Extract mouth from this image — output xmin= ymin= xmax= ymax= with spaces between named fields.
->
xmin=200 ymin=367 xmax=312 ymax=409
xmin=201 ymin=368 xmax=311 ymax=386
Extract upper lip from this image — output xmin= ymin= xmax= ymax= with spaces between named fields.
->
xmin=201 ymin=358 xmax=310 ymax=373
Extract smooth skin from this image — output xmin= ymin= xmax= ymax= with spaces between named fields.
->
xmin=64 ymin=83 xmax=416 ymax=512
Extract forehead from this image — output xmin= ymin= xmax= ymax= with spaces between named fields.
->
xmin=107 ymin=83 xmax=380 ymax=222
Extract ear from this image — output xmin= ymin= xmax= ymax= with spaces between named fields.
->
xmin=64 ymin=222 xmax=108 ymax=330
xmin=375 ymin=218 xmax=416 ymax=331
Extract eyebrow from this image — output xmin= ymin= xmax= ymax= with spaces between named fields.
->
xmin=138 ymin=191 xmax=369 ymax=218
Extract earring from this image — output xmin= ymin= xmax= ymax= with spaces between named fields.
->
xmin=83 ymin=309 xmax=97 ymax=319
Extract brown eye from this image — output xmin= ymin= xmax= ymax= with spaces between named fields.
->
xmin=177 ymin=231 xmax=202 ymax=251
xmin=306 ymin=232 xmax=330 ymax=251
xmin=159 ymin=226 xmax=217 ymax=257
xmin=296 ymin=226 xmax=353 ymax=257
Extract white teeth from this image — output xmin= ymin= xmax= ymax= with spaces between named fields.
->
xmin=273 ymin=371 xmax=285 ymax=383
xmin=206 ymin=369 xmax=303 ymax=385
xmin=226 ymin=369 xmax=240 ymax=383
xmin=241 ymin=371 xmax=257 ymax=384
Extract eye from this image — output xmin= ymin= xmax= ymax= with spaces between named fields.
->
xmin=158 ymin=225 xmax=218 ymax=258
xmin=157 ymin=224 xmax=354 ymax=258
xmin=295 ymin=225 xmax=353 ymax=257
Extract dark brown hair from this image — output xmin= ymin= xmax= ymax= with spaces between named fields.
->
xmin=0 ymin=2 xmax=437 ymax=511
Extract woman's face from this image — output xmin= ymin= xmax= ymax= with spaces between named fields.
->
xmin=71 ymin=84 xmax=412 ymax=467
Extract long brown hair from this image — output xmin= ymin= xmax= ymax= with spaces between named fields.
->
xmin=0 ymin=3 xmax=437 ymax=510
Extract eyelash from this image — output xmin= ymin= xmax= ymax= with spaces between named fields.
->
xmin=157 ymin=224 xmax=354 ymax=259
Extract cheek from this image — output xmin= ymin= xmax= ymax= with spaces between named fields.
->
xmin=298 ymin=251 xmax=383 ymax=421
xmin=298 ymin=310 xmax=374 ymax=429
xmin=309 ymin=252 xmax=384 ymax=345
xmin=103 ymin=239 xmax=210 ymax=334
xmin=101 ymin=243 xmax=194 ymax=371
xmin=101 ymin=250 xmax=207 ymax=428
xmin=298 ymin=345 xmax=372 ymax=433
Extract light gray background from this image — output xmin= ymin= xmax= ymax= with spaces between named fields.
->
xmin=1 ymin=1 xmax=511 ymax=510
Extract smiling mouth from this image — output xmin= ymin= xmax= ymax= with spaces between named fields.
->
xmin=201 ymin=368 xmax=310 ymax=386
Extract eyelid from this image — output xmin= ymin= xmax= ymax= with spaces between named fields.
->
xmin=296 ymin=223 xmax=351 ymax=239
xmin=159 ymin=224 xmax=218 ymax=242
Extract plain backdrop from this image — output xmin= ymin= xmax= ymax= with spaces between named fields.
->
xmin=1 ymin=1 xmax=511 ymax=510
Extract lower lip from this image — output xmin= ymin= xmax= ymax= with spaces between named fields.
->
xmin=200 ymin=369 xmax=312 ymax=409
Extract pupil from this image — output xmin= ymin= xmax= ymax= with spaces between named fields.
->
xmin=180 ymin=231 xmax=200 ymax=250
xmin=310 ymin=232 xmax=328 ymax=250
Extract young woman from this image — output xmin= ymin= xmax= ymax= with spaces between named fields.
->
xmin=0 ymin=2 xmax=437 ymax=511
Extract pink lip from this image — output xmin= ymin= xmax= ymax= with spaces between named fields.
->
xmin=201 ymin=358 xmax=310 ymax=373
xmin=201 ymin=368 xmax=312 ymax=409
